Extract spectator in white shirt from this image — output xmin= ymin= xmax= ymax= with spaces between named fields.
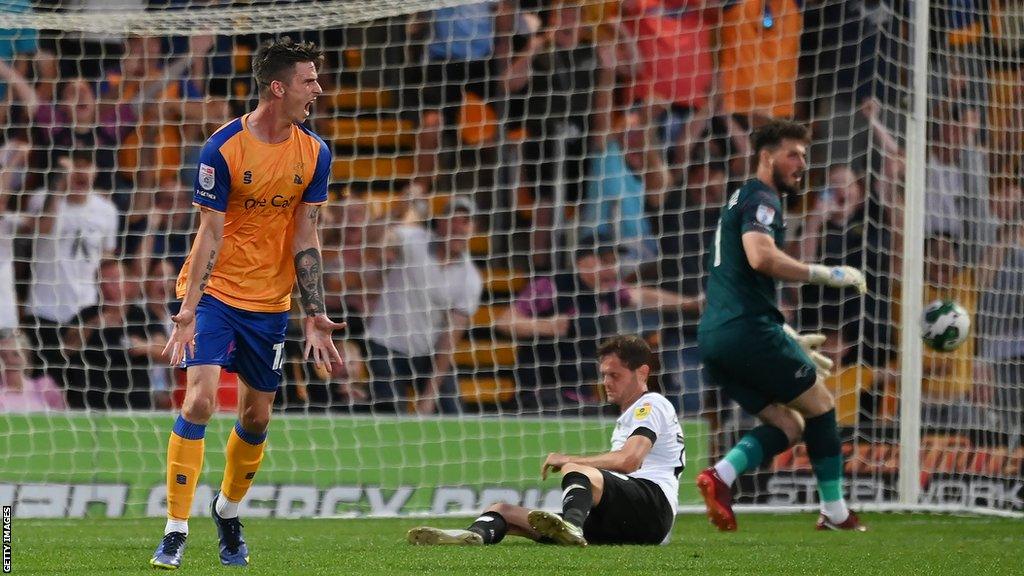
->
xmin=25 ymin=150 xmax=117 ymax=386
xmin=364 ymin=197 xmax=483 ymax=415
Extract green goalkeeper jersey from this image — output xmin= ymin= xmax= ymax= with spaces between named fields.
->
xmin=698 ymin=178 xmax=787 ymax=332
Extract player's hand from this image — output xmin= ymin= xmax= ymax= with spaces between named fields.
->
xmin=303 ymin=314 xmax=347 ymax=373
xmin=164 ymin=307 xmax=197 ymax=366
xmin=808 ymin=265 xmax=867 ymax=294
xmin=541 ymin=452 xmax=571 ymax=480
xmin=783 ymin=324 xmax=834 ymax=377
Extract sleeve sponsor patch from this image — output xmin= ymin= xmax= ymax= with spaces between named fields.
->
xmin=756 ymin=204 xmax=775 ymax=227
xmin=633 ymin=402 xmax=652 ymax=420
xmin=198 ymin=163 xmax=216 ymax=191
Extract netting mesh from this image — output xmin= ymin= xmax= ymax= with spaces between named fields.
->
xmin=0 ymin=0 xmax=1021 ymax=518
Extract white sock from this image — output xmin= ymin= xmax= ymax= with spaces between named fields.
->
xmin=165 ymin=518 xmax=188 ymax=536
xmin=821 ymin=499 xmax=849 ymax=524
xmin=216 ymin=495 xmax=240 ymax=519
xmin=713 ymin=460 xmax=738 ymax=487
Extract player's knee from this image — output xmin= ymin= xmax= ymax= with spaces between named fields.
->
xmin=240 ymin=409 xmax=271 ymax=434
xmin=560 ymin=463 xmax=601 ymax=484
xmin=485 ymin=502 xmax=517 ymax=517
xmin=181 ymin=395 xmax=215 ymax=423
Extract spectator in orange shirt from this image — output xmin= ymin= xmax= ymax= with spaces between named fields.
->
xmin=719 ymin=0 xmax=803 ymax=122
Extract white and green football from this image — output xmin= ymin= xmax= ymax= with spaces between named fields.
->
xmin=920 ymin=299 xmax=971 ymax=352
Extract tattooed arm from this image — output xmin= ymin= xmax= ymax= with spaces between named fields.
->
xmin=163 ymin=206 xmax=224 ymax=365
xmin=293 ymin=204 xmax=326 ymax=315
xmin=293 ymin=203 xmax=346 ymax=369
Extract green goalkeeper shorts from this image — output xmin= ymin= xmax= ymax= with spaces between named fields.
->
xmin=697 ymin=321 xmax=817 ymax=415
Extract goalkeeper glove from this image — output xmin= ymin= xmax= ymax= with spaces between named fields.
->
xmin=782 ymin=323 xmax=834 ymax=377
xmin=808 ymin=264 xmax=867 ymax=294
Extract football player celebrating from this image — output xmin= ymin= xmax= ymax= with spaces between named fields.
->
xmin=151 ymin=38 xmax=344 ymax=569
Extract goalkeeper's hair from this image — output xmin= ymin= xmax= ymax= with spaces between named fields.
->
xmin=750 ymin=119 xmax=810 ymax=156
xmin=252 ymin=37 xmax=326 ymax=96
xmin=598 ymin=335 xmax=652 ymax=371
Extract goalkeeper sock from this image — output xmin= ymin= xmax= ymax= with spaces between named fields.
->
xmin=219 ymin=420 xmax=267 ymax=516
xmin=166 ymin=415 xmax=206 ymax=524
xmin=804 ymin=409 xmax=849 ymax=523
xmin=560 ymin=471 xmax=593 ymax=528
xmin=467 ymin=511 xmax=508 ymax=544
xmin=716 ymin=425 xmax=790 ymax=487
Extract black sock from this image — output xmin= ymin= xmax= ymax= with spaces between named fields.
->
xmin=467 ymin=511 xmax=508 ymax=544
xmin=560 ymin=471 xmax=593 ymax=528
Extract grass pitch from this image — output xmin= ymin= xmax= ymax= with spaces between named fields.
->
xmin=12 ymin=513 xmax=1020 ymax=575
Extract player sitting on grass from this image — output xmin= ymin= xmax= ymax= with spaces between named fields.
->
xmin=407 ymin=335 xmax=684 ymax=547
xmin=696 ymin=119 xmax=867 ymax=532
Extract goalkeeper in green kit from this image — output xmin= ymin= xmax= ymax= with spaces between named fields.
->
xmin=696 ymin=119 xmax=867 ymax=532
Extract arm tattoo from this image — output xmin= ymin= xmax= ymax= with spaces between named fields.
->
xmin=198 ymin=248 xmax=218 ymax=293
xmin=294 ymin=247 xmax=325 ymax=316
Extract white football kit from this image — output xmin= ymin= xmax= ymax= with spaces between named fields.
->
xmin=610 ymin=392 xmax=685 ymax=514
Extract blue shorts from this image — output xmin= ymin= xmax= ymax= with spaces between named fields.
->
xmin=183 ymin=294 xmax=289 ymax=392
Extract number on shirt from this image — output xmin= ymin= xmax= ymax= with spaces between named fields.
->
xmin=271 ymin=342 xmax=285 ymax=371
xmin=675 ymin=434 xmax=686 ymax=478
xmin=712 ymin=225 xmax=722 ymax=268
xmin=713 ymin=190 xmax=741 ymax=268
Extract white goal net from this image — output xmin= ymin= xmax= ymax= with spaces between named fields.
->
xmin=0 ymin=0 xmax=1020 ymax=519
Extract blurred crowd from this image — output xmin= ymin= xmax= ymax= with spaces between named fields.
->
xmin=0 ymin=0 xmax=1021 ymax=449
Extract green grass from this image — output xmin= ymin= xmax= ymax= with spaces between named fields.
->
xmin=11 ymin=514 xmax=1021 ymax=575
xmin=0 ymin=414 xmax=707 ymax=515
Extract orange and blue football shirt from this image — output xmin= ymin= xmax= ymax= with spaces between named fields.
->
xmin=176 ymin=114 xmax=331 ymax=313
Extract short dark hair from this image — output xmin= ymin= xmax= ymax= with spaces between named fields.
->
xmin=252 ymin=37 xmax=325 ymax=96
xmin=598 ymin=335 xmax=652 ymax=370
xmin=750 ymin=119 xmax=810 ymax=156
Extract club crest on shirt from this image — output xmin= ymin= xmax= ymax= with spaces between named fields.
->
xmin=199 ymin=163 xmax=216 ymax=191
xmin=756 ymin=204 xmax=775 ymax=226
xmin=634 ymin=403 xmax=652 ymax=420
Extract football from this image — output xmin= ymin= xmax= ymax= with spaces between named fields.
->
xmin=921 ymin=299 xmax=971 ymax=352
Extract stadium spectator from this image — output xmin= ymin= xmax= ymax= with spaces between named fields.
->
xmin=581 ymin=44 xmax=670 ymax=271
xmin=977 ymin=181 xmax=1024 ymax=446
xmin=0 ymin=0 xmax=40 ymax=98
xmin=402 ymin=0 xmax=522 ymax=191
xmin=405 ymin=1 xmax=518 ymax=124
xmin=793 ymin=163 xmax=892 ymax=367
xmin=63 ymin=260 xmax=168 ymax=409
xmin=0 ymin=193 xmax=26 ymax=393
xmin=321 ymin=198 xmax=396 ymax=407
xmin=147 ymin=179 xmax=196 ymax=271
xmin=25 ymin=150 xmax=117 ymax=387
xmin=718 ymin=0 xmax=803 ymax=121
xmin=924 ymin=105 xmax=994 ymax=266
xmin=618 ymin=0 xmax=714 ymax=147
xmin=0 ymin=58 xmax=38 ymax=147
xmin=106 ymin=34 xmax=217 ymax=191
xmin=874 ymin=234 xmax=980 ymax=424
xmin=502 ymin=1 xmax=598 ymax=268
xmin=498 ymin=233 xmax=700 ymax=414
xmin=30 ymin=77 xmax=136 ymax=191
xmin=143 ymin=257 xmax=177 ymax=410
xmin=644 ymin=160 xmax=726 ymax=414
xmin=363 ymin=197 xmax=482 ymax=415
